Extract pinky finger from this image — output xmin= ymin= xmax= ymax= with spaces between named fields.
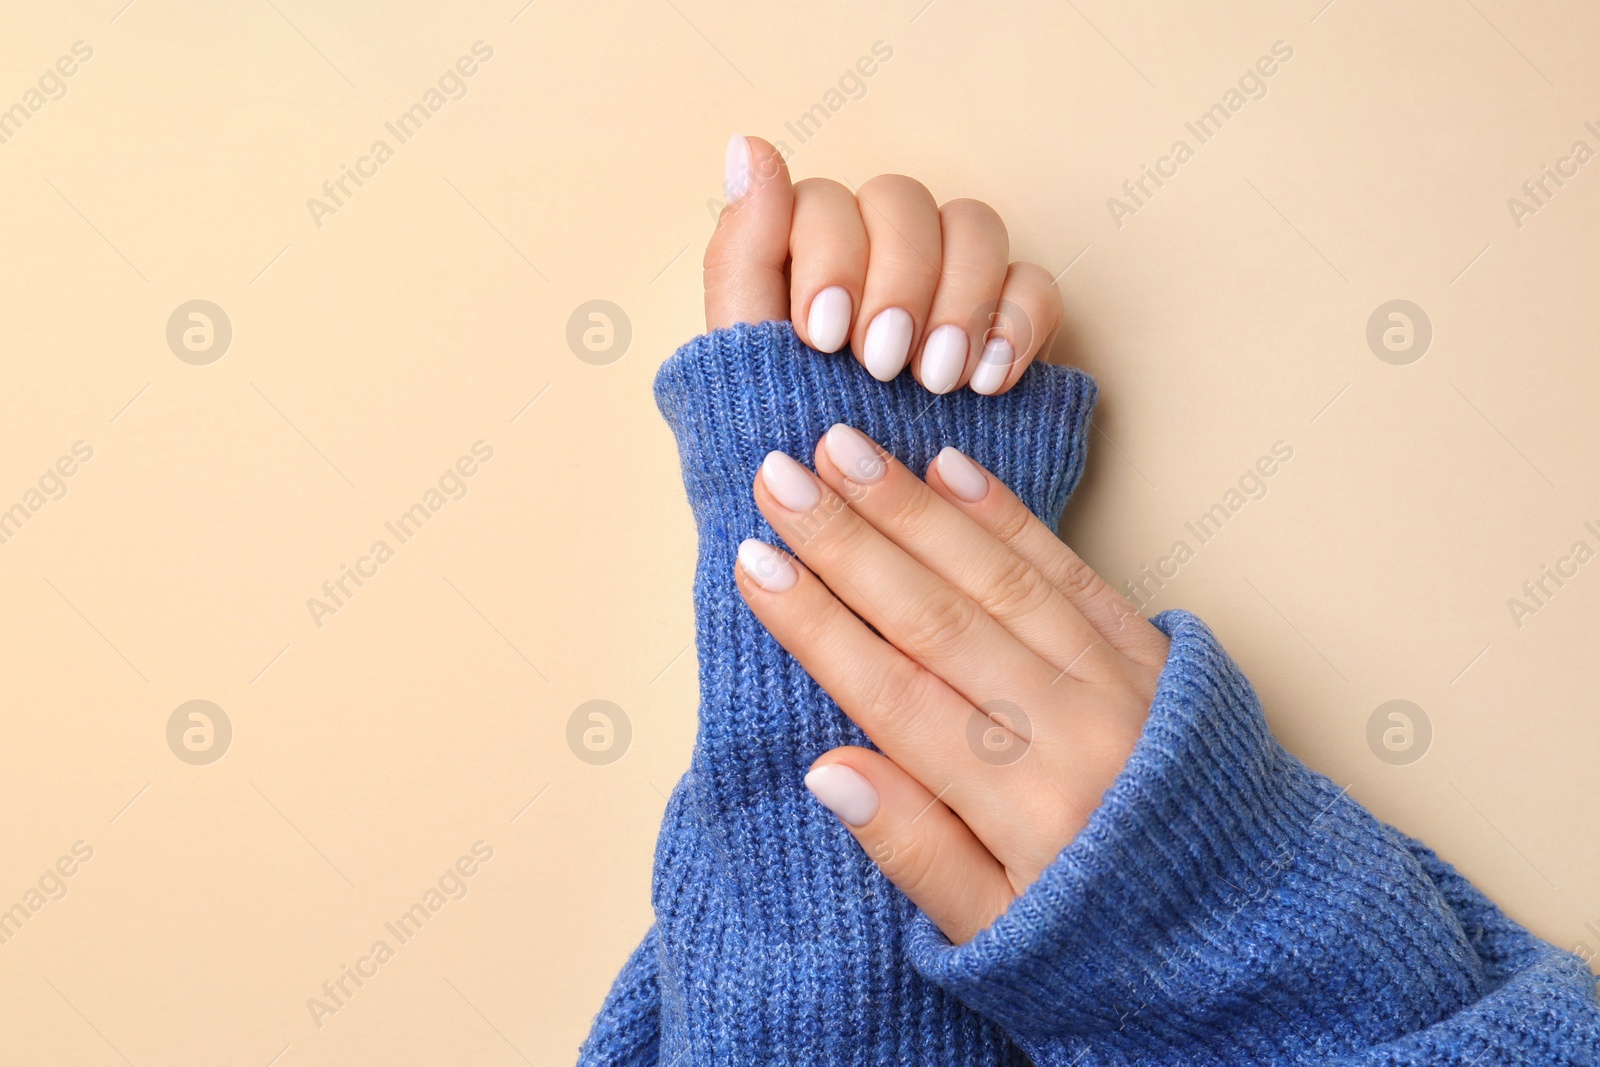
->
xmin=804 ymin=746 xmax=1013 ymax=945
xmin=969 ymin=262 xmax=1063 ymax=396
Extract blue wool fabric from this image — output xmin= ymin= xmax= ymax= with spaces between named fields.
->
xmin=578 ymin=321 xmax=1600 ymax=1066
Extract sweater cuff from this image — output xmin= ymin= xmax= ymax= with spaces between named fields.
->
xmin=907 ymin=609 xmax=1495 ymax=1063
xmin=653 ymin=320 xmax=1098 ymax=538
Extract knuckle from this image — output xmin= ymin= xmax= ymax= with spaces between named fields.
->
xmin=1051 ymin=552 xmax=1103 ymax=601
xmin=988 ymin=499 xmax=1035 ymax=548
xmin=1004 ymin=268 xmax=1065 ymax=329
xmin=857 ymin=655 xmax=929 ymax=725
xmin=903 ymin=584 xmax=982 ymax=658
xmin=703 ymin=239 xmax=736 ymax=272
xmin=941 ymin=196 xmax=1000 ymax=222
xmin=859 ymin=173 xmax=935 ymax=209
xmin=874 ymin=822 xmax=949 ymax=893
xmin=794 ymin=176 xmax=853 ymax=202
xmin=941 ymin=198 xmax=1006 ymax=240
xmin=881 ymin=482 xmax=940 ymax=538
xmin=1007 ymin=260 xmax=1054 ymax=289
xmin=982 ymin=555 xmax=1052 ymax=619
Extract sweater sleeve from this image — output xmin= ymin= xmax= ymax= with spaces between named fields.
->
xmin=576 ymin=319 xmax=1096 ymax=1066
xmin=906 ymin=609 xmax=1600 ymax=1066
xmin=577 ymin=925 xmax=661 ymax=1067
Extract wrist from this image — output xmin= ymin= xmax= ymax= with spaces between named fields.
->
xmin=906 ymin=610 xmax=1490 ymax=1060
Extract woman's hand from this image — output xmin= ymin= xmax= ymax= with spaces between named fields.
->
xmin=706 ymin=134 xmax=1063 ymax=394
xmin=734 ymin=426 xmax=1171 ymax=944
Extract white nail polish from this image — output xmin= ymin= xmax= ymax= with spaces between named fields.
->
xmin=862 ymin=307 xmax=914 ymax=381
xmin=970 ymin=337 xmax=1015 ymax=395
xmin=737 ymin=539 xmax=798 ymax=592
xmin=724 ymin=134 xmax=751 ymax=203
xmin=807 ymin=286 xmax=852 ymax=354
xmin=936 ymin=447 xmax=989 ymax=503
xmin=760 ymin=451 xmax=822 ymax=511
xmin=823 ymin=424 xmax=886 ymax=485
xmin=804 ymin=764 xmax=879 ymax=827
xmin=920 ymin=324 xmax=968 ymax=394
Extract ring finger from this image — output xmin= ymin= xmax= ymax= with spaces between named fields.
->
xmin=851 ymin=175 xmax=943 ymax=383
xmin=913 ymin=199 xmax=1008 ymax=394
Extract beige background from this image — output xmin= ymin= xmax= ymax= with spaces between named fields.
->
xmin=1 ymin=0 xmax=1596 ymax=1063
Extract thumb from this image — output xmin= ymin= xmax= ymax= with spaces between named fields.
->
xmin=705 ymin=135 xmax=794 ymax=332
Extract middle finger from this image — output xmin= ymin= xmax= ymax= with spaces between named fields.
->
xmin=812 ymin=424 xmax=1123 ymax=686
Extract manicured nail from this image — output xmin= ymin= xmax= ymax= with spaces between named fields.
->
xmin=760 ymin=451 xmax=821 ymax=511
xmin=920 ymin=324 xmax=968 ymax=394
xmin=862 ymin=307 xmax=914 ymax=381
xmin=724 ymin=134 xmax=752 ymax=203
xmin=804 ymin=764 xmax=879 ymax=827
xmin=969 ymin=337 xmax=1015 ymax=395
xmin=823 ymin=424 xmax=886 ymax=485
xmin=807 ymin=286 xmax=852 ymax=353
xmin=936 ymin=447 xmax=989 ymax=502
xmin=737 ymin=539 xmax=798 ymax=592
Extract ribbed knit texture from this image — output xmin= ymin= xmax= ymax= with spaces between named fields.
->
xmin=579 ymin=320 xmax=1600 ymax=1066
xmin=909 ymin=608 xmax=1600 ymax=1065
xmin=580 ymin=319 xmax=1095 ymax=1066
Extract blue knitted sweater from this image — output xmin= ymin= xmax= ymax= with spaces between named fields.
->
xmin=578 ymin=321 xmax=1600 ymax=1066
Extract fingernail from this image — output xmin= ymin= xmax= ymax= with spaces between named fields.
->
xmin=760 ymin=451 xmax=821 ymax=511
xmin=936 ymin=447 xmax=989 ymax=502
xmin=724 ymin=134 xmax=751 ymax=203
xmin=920 ymin=324 xmax=968 ymax=394
xmin=805 ymin=764 xmax=879 ymax=827
xmin=969 ymin=337 xmax=1015 ymax=395
xmin=862 ymin=307 xmax=914 ymax=381
xmin=807 ymin=286 xmax=852 ymax=354
xmin=823 ymin=424 xmax=886 ymax=485
xmin=737 ymin=538 xmax=798 ymax=592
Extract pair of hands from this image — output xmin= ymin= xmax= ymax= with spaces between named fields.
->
xmin=708 ymin=135 xmax=1171 ymax=945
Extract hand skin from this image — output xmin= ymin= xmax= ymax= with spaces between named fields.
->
xmin=707 ymin=134 xmax=1065 ymax=394
xmin=706 ymin=134 xmax=1170 ymax=942
xmin=734 ymin=430 xmax=1171 ymax=944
